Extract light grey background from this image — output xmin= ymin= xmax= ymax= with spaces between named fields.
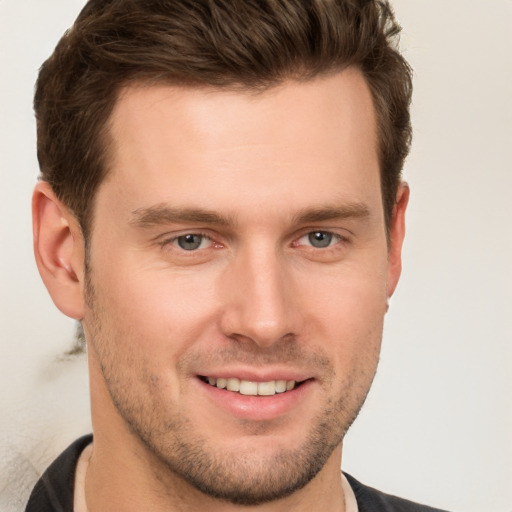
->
xmin=1 ymin=1 xmax=511 ymax=511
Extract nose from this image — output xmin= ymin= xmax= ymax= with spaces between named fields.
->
xmin=218 ymin=244 xmax=300 ymax=348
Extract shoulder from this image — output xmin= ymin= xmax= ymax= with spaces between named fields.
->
xmin=24 ymin=434 xmax=93 ymax=512
xmin=344 ymin=473 xmax=450 ymax=512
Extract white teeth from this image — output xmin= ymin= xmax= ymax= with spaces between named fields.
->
xmin=204 ymin=377 xmax=297 ymax=396
xmin=257 ymin=381 xmax=276 ymax=396
xmin=275 ymin=380 xmax=287 ymax=393
xmin=239 ymin=380 xmax=258 ymax=395
xmin=226 ymin=378 xmax=240 ymax=392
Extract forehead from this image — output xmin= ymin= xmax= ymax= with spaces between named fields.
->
xmin=101 ymin=69 xmax=380 ymax=222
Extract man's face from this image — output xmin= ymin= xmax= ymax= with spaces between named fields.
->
xmin=82 ymin=68 xmax=403 ymax=504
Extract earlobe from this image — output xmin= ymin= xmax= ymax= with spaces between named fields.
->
xmin=386 ymin=182 xmax=410 ymax=299
xmin=32 ymin=181 xmax=85 ymax=319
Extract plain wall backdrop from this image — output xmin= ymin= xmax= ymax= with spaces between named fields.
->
xmin=1 ymin=1 xmax=511 ymax=511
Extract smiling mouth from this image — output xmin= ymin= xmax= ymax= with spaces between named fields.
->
xmin=199 ymin=376 xmax=305 ymax=396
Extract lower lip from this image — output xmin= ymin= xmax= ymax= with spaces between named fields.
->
xmin=196 ymin=378 xmax=315 ymax=421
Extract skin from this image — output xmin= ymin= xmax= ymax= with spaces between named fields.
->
xmin=33 ymin=67 xmax=408 ymax=512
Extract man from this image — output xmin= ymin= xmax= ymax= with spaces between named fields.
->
xmin=25 ymin=0 xmax=447 ymax=511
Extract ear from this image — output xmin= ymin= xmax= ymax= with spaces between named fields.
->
xmin=32 ymin=181 xmax=85 ymax=319
xmin=386 ymin=182 xmax=410 ymax=299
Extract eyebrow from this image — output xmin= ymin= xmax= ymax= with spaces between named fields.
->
xmin=130 ymin=204 xmax=234 ymax=227
xmin=130 ymin=201 xmax=371 ymax=228
xmin=292 ymin=202 xmax=371 ymax=225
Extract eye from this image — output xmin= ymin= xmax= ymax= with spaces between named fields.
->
xmin=175 ymin=234 xmax=210 ymax=251
xmin=302 ymin=231 xmax=338 ymax=248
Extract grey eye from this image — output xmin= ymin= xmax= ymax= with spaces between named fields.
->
xmin=308 ymin=231 xmax=333 ymax=248
xmin=177 ymin=234 xmax=204 ymax=250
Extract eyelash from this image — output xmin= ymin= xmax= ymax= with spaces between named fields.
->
xmin=157 ymin=230 xmax=349 ymax=253
xmin=294 ymin=231 xmax=347 ymax=250
xmin=158 ymin=232 xmax=218 ymax=251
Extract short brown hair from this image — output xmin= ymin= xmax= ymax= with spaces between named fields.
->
xmin=35 ymin=0 xmax=412 ymax=236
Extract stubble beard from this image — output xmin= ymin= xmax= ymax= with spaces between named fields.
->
xmin=83 ymin=269 xmax=378 ymax=506
xmin=135 ymin=399 xmax=352 ymax=505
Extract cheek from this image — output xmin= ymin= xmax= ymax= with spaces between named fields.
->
xmin=304 ymin=258 xmax=388 ymax=324
xmin=88 ymin=255 xmax=222 ymax=367
xmin=317 ymin=283 xmax=384 ymax=401
xmin=302 ymin=262 xmax=387 ymax=366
